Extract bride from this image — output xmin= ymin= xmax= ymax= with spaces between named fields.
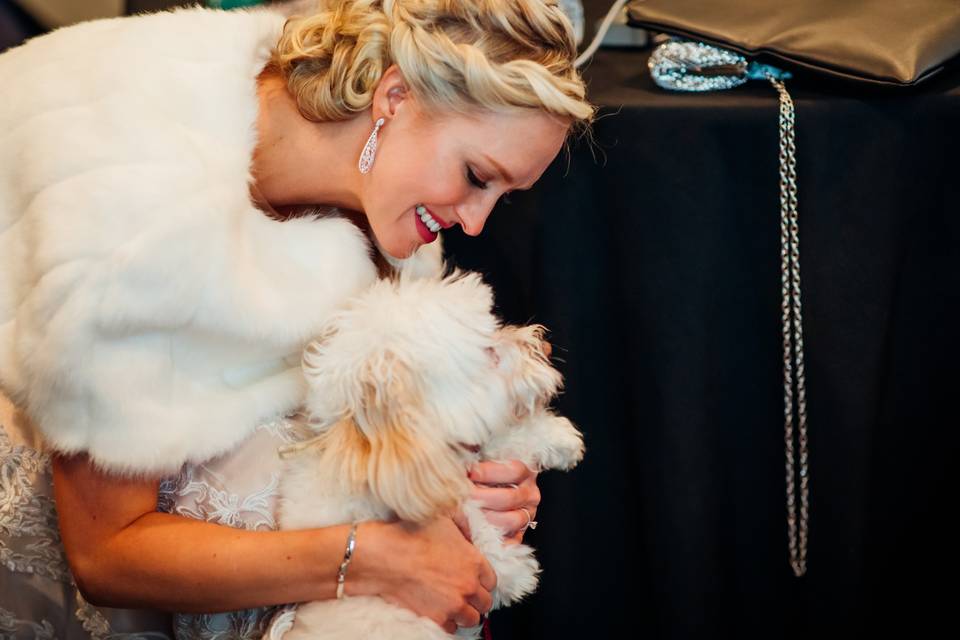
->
xmin=0 ymin=1 xmax=594 ymax=637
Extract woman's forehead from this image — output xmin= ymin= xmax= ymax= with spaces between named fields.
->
xmin=447 ymin=110 xmax=568 ymax=179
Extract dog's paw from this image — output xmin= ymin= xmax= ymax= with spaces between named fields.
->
xmin=491 ymin=543 xmax=541 ymax=607
xmin=528 ymin=414 xmax=584 ymax=471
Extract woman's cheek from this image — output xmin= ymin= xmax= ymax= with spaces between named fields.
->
xmin=424 ymin=178 xmax=471 ymax=210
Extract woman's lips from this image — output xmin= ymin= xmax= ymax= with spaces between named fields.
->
xmin=414 ymin=208 xmax=438 ymax=243
xmin=421 ymin=205 xmax=453 ymax=229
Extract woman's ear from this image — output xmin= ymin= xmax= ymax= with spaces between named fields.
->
xmin=371 ymin=64 xmax=410 ymax=123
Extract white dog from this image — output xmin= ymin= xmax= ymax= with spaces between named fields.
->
xmin=272 ymin=269 xmax=584 ymax=640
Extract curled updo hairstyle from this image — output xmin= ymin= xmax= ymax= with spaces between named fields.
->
xmin=270 ymin=0 xmax=595 ymax=130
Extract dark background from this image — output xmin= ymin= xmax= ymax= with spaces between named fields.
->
xmin=444 ymin=38 xmax=960 ymax=640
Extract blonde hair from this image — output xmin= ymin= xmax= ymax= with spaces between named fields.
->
xmin=270 ymin=0 xmax=595 ymax=129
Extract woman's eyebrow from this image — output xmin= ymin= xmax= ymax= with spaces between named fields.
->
xmin=480 ymin=153 xmax=515 ymax=185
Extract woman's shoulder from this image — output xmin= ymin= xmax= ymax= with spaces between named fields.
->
xmin=0 ymin=7 xmax=283 ymax=141
xmin=0 ymin=7 xmax=284 ymax=232
xmin=0 ymin=7 xmax=383 ymax=479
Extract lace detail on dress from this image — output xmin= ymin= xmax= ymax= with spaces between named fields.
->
xmin=172 ymin=608 xmax=280 ymax=640
xmin=158 ymin=415 xmax=313 ymax=640
xmin=73 ymin=590 xmax=112 ymax=639
xmin=73 ymin=589 xmax=171 ymax=640
xmin=1 ymin=414 xmax=173 ymax=639
xmin=157 ymin=415 xmax=319 ymax=531
xmin=0 ymin=606 xmax=56 ymax=640
xmin=160 ymin=464 xmax=280 ymax=531
xmin=0 ymin=426 xmax=67 ymax=582
xmin=255 ymin=414 xmax=319 ymax=446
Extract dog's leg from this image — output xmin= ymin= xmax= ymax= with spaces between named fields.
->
xmin=462 ymin=500 xmax=540 ymax=608
xmin=484 ymin=411 xmax=584 ymax=473
xmin=468 ymin=412 xmax=583 ymax=608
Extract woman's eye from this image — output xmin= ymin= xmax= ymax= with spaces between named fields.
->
xmin=466 ymin=166 xmax=488 ymax=190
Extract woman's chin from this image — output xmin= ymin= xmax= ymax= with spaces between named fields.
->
xmin=369 ymin=215 xmax=427 ymax=260
xmin=378 ymin=238 xmax=419 ymax=260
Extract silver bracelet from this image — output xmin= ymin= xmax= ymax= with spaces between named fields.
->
xmin=336 ymin=523 xmax=358 ymax=599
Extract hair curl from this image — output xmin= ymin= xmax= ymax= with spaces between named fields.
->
xmin=270 ymin=0 xmax=595 ymax=129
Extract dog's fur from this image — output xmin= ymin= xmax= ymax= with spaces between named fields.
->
xmin=274 ymin=269 xmax=584 ymax=639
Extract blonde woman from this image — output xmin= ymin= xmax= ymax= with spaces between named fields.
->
xmin=0 ymin=1 xmax=593 ymax=637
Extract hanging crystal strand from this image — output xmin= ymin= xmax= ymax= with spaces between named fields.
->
xmin=646 ymin=38 xmax=808 ymax=578
xmin=769 ymin=76 xmax=809 ymax=578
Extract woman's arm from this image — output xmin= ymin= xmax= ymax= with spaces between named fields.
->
xmin=53 ymin=453 xmax=495 ymax=630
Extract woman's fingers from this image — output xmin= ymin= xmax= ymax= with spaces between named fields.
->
xmin=453 ymin=603 xmax=481 ymax=629
xmin=468 ymin=459 xmax=534 ymax=485
xmin=470 ymin=483 xmax=540 ymax=511
xmin=453 ymin=557 xmax=494 ymax=631
xmin=450 ymin=507 xmax=472 ymax=541
xmin=480 ymin=507 xmax=537 ymax=540
xmin=468 ymin=460 xmax=542 ymax=542
xmin=478 ymin=554 xmax=497 ymax=592
xmin=466 ymin=588 xmax=493 ymax=621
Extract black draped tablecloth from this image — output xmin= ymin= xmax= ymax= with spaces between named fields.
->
xmin=444 ymin=46 xmax=959 ymax=639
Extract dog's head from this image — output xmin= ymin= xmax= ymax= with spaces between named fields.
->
xmin=489 ymin=323 xmax=563 ymax=420
xmin=300 ymin=270 xmax=562 ymax=521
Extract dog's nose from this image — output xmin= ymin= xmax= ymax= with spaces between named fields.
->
xmin=541 ymin=340 xmax=553 ymax=359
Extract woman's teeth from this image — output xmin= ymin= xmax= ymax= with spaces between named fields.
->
xmin=416 ymin=205 xmax=442 ymax=233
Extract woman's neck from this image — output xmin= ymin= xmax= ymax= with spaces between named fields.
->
xmin=250 ymin=71 xmax=367 ymax=213
xmin=249 ymin=74 xmax=392 ymax=277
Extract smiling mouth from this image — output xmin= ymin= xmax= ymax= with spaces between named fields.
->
xmin=415 ymin=204 xmax=448 ymax=231
xmin=414 ymin=207 xmax=438 ymax=243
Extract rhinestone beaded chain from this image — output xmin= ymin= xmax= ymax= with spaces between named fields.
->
xmin=650 ymin=40 xmax=809 ymax=577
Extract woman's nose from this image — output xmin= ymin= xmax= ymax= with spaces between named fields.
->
xmin=457 ymin=199 xmax=497 ymax=237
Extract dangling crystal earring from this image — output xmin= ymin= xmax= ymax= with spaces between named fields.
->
xmin=358 ymin=117 xmax=385 ymax=174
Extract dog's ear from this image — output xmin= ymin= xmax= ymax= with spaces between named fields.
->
xmin=301 ymin=324 xmax=344 ymax=423
xmin=299 ymin=283 xmax=474 ymax=522
xmin=356 ymin=351 xmax=471 ymax=522
xmin=498 ymin=324 xmax=563 ymax=417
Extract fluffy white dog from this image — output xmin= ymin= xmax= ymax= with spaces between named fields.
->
xmin=273 ymin=269 xmax=584 ymax=639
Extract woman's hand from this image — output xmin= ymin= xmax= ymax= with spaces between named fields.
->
xmin=468 ymin=460 xmax=541 ymax=544
xmin=353 ymin=518 xmax=497 ymax=634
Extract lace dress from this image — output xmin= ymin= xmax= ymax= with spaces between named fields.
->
xmin=1 ymin=391 xmax=312 ymax=640
xmin=157 ymin=416 xmax=316 ymax=640
xmin=0 ymin=394 xmax=172 ymax=639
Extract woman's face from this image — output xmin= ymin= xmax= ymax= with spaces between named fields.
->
xmin=359 ymin=98 xmax=570 ymax=259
